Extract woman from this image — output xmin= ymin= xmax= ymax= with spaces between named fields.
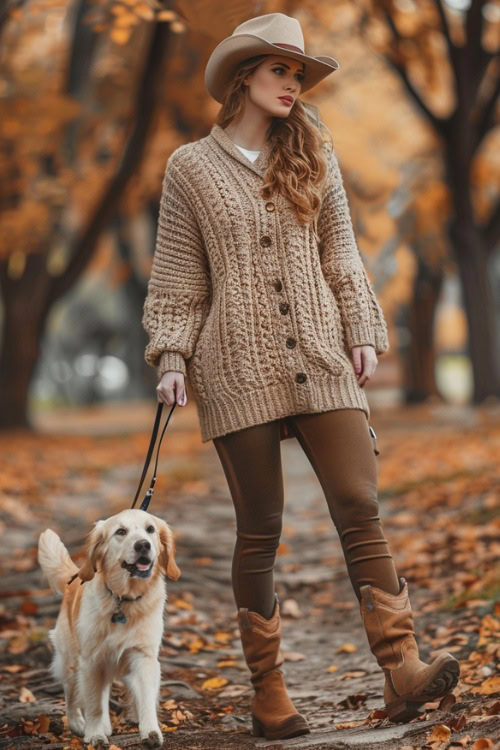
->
xmin=142 ymin=12 xmax=460 ymax=741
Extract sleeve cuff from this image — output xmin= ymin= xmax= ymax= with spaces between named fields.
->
xmin=343 ymin=318 xmax=377 ymax=352
xmin=158 ymin=351 xmax=186 ymax=379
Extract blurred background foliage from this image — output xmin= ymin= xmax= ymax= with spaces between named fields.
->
xmin=0 ymin=0 xmax=498 ymax=429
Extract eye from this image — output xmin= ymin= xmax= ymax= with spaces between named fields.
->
xmin=272 ymin=66 xmax=304 ymax=82
xmin=116 ymin=528 xmax=127 ymax=536
xmin=146 ymin=525 xmax=155 ymax=534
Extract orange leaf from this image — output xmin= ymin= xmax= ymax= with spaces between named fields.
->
xmin=336 ymin=643 xmax=357 ymax=653
xmin=201 ymin=677 xmax=228 ymax=690
xmin=428 ymin=724 xmax=451 ymax=743
xmin=19 ymin=686 xmax=36 ymax=703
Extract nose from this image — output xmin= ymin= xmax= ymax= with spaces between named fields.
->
xmin=134 ymin=539 xmax=151 ymax=554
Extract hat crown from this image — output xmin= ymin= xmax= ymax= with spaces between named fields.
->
xmin=231 ymin=13 xmax=305 ymax=54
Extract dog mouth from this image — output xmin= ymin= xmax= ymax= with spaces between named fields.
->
xmin=121 ymin=556 xmax=153 ymax=578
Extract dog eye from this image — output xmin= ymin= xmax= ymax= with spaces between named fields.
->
xmin=146 ymin=525 xmax=155 ymax=534
xmin=116 ymin=528 xmax=127 ymax=535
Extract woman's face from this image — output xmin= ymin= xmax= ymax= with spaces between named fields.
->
xmin=243 ymin=55 xmax=305 ymax=117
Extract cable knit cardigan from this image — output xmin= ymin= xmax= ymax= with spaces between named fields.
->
xmin=142 ymin=123 xmax=389 ymax=443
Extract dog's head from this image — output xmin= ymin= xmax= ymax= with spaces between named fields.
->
xmin=77 ymin=509 xmax=180 ymax=584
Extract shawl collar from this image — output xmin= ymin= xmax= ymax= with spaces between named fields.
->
xmin=209 ymin=123 xmax=272 ymax=177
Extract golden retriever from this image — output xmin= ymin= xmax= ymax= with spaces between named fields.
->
xmin=37 ymin=508 xmax=180 ymax=749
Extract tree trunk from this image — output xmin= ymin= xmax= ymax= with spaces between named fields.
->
xmin=405 ymin=260 xmax=444 ymax=402
xmin=450 ymin=217 xmax=500 ymax=400
xmin=0 ymin=256 xmax=49 ymax=428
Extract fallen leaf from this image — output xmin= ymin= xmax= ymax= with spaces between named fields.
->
xmin=428 ymin=724 xmax=451 ymax=743
xmin=201 ymin=677 xmax=228 ymax=690
xmin=336 ymin=643 xmax=357 ymax=653
xmin=19 ymin=686 xmax=36 ymax=703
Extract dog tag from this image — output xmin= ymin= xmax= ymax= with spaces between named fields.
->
xmin=111 ymin=611 xmax=127 ymax=624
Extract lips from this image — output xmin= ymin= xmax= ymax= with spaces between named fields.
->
xmin=122 ymin=557 xmax=153 ymax=578
xmin=278 ymin=96 xmax=293 ymax=105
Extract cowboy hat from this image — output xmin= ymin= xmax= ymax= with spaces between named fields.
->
xmin=205 ymin=12 xmax=340 ymax=104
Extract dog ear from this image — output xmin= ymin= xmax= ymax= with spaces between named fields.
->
xmin=78 ymin=520 xmax=106 ymax=582
xmin=158 ymin=520 xmax=181 ymax=581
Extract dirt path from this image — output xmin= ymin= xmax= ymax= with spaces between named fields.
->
xmin=0 ymin=401 xmax=499 ymax=750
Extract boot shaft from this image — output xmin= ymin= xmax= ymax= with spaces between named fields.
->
xmin=359 ymin=576 xmax=414 ymax=669
xmin=237 ymin=593 xmax=284 ymax=683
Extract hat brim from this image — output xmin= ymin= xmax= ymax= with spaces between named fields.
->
xmin=205 ymin=33 xmax=340 ymax=103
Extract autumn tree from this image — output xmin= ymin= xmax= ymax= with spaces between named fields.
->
xmin=0 ymin=1 xmax=176 ymax=428
xmin=356 ymin=0 xmax=499 ymax=401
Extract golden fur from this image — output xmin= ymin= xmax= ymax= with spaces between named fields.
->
xmin=37 ymin=508 xmax=180 ymax=749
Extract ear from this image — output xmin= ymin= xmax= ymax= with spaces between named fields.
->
xmin=158 ymin=520 xmax=181 ymax=581
xmin=78 ymin=520 xmax=106 ymax=582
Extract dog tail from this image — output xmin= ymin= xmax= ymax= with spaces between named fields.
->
xmin=38 ymin=529 xmax=79 ymax=596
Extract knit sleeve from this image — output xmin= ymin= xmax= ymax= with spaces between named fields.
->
xmin=317 ymin=146 xmax=389 ymax=355
xmin=142 ymin=156 xmax=212 ymax=379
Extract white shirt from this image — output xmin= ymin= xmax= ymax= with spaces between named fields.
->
xmin=235 ymin=144 xmax=261 ymax=163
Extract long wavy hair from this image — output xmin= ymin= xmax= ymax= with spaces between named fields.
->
xmin=215 ymin=54 xmax=334 ymax=238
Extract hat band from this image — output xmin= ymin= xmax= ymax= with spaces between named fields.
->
xmin=271 ymin=42 xmax=304 ymax=54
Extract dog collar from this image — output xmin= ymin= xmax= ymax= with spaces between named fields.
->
xmin=105 ymin=583 xmax=144 ymax=624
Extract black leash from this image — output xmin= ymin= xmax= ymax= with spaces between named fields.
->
xmin=67 ymin=400 xmax=176 ymax=587
xmin=131 ymin=400 xmax=177 ymax=512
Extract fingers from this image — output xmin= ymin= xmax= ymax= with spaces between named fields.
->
xmin=156 ymin=372 xmax=187 ymax=406
xmin=351 ymin=346 xmax=378 ymax=388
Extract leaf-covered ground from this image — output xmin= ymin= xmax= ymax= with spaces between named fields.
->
xmin=0 ymin=401 xmax=499 ymax=750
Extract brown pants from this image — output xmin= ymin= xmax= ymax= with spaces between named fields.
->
xmin=213 ymin=408 xmax=401 ymax=620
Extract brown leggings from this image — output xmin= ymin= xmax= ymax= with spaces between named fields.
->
xmin=213 ymin=408 xmax=401 ymax=620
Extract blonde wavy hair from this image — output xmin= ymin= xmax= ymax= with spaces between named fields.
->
xmin=215 ymin=54 xmax=334 ymax=237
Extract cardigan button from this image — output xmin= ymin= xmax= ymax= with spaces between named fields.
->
xmin=279 ymin=302 xmax=289 ymax=315
xmin=260 ymin=235 xmax=272 ymax=247
xmin=273 ymin=279 xmax=283 ymax=292
xmin=286 ymin=337 xmax=296 ymax=349
xmin=265 ymin=201 xmax=275 ymax=212
xmin=295 ymin=372 xmax=307 ymax=384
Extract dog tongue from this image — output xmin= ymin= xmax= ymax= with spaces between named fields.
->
xmin=136 ymin=561 xmax=151 ymax=571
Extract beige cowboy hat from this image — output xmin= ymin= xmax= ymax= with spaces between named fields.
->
xmin=205 ymin=12 xmax=340 ymax=104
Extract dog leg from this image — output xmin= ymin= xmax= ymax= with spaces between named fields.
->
xmin=101 ymin=682 xmax=113 ymax=737
xmin=122 ymin=652 xmax=163 ymax=748
xmin=121 ymin=682 xmax=139 ymax=724
xmin=63 ymin=672 xmax=85 ymax=737
xmin=79 ymin=660 xmax=112 ymax=748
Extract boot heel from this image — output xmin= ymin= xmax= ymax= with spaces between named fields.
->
xmin=386 ymin=697 xmax=425 ymax=723
xmin=251 ymin=715 xmax=264 ymax=737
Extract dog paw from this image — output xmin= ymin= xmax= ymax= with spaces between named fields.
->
xmin=141 ymin=729 xmax=163 ymax=748
xmin=84 ymin=734 xmax=110 ymax=749
xmin=68 ymin=714 xmax=85 ymax=737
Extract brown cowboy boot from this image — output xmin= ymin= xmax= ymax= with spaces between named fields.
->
xmin=360 ymin=576 xmax=460 ymax=722
xmin=236 ymin=593 xmax=310 ymax=740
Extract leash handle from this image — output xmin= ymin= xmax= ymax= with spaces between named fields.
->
xmin=131 ymin=400 xmax=177 ymax=511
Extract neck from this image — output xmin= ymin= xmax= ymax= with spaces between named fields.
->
xmin=223 ymin=110 xmax=272 ymax=151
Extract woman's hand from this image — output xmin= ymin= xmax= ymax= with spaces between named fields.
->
xmin=351 ymin=345 xmax=377 ymax=388
xmin=157 ymin=371 xmax=187 ymax=406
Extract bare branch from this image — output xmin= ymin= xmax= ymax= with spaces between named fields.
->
xmin=431 ymin=0 xmax=459 ymax=81
xmin=382 ymin=9 xmax=448 ymax=136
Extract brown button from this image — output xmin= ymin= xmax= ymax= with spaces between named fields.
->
xmin=260 ymin=235 xmax=272 ymax=247
xmin=286 ymin=337 xmax=296 ymax=349
xmin=295 ymin=372 xmax=307 ymax=384
xmin=265 ymin=201 xmax=275 ymax=212
xmin=273 ymin=279 xmax=283 ymax=292
xmin=279 ymin=303 xmax=289 ymax=315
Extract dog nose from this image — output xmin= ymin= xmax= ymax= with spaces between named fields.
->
xmin=134 ymin=540 xmax=151 ymax=553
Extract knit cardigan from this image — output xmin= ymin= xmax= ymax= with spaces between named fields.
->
xmin=142 ymin=123 xmax=390 ymax=443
